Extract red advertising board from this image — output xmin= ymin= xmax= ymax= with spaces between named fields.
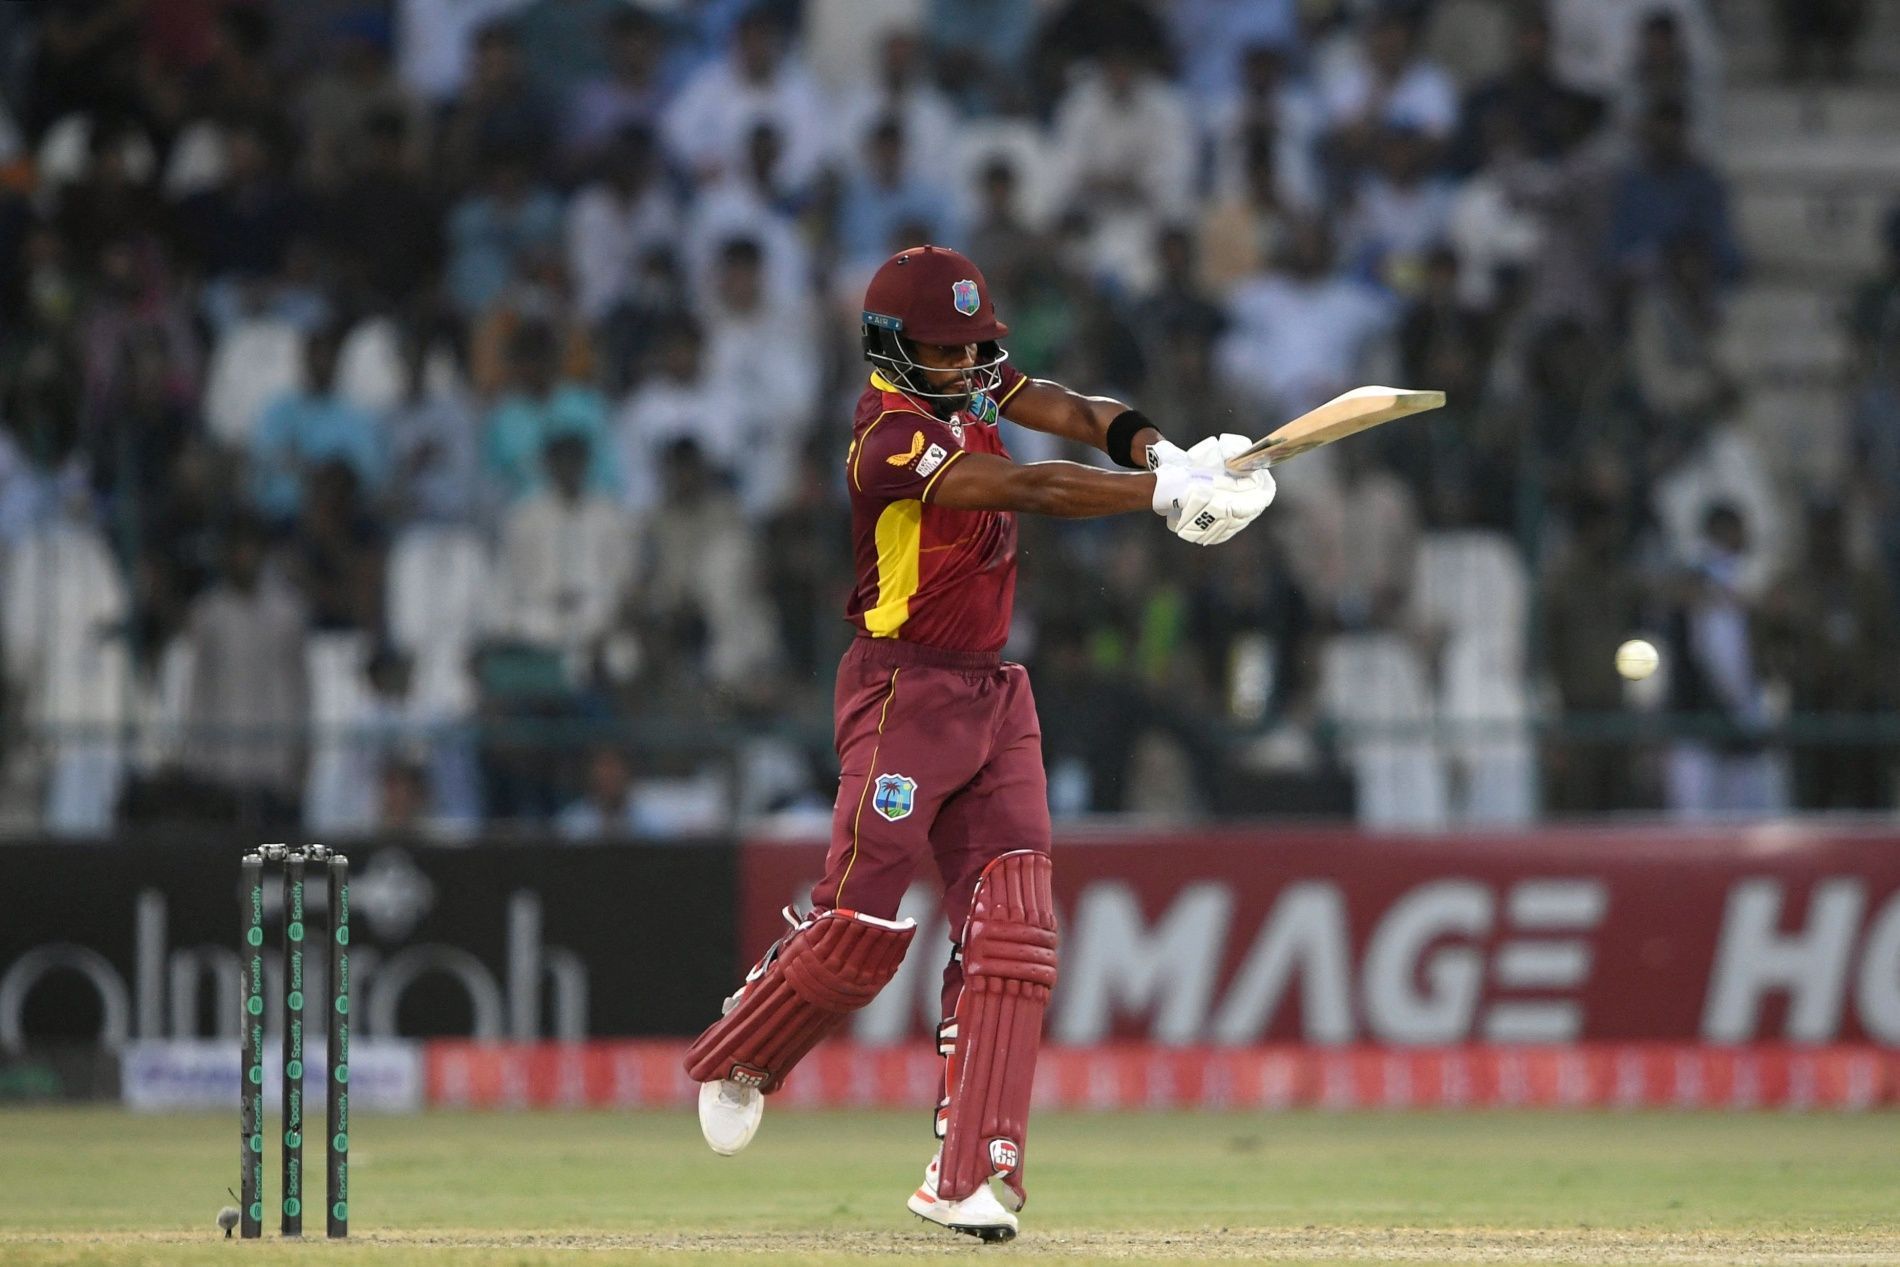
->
xmin=423 ymin=1040 xmax=1900 ymax=1110
xmin=738 ymin=826 xmax=1900 ymax=1047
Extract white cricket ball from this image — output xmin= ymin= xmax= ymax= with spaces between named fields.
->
xmin=1615 ymin=638 xmax=1660 ymax=681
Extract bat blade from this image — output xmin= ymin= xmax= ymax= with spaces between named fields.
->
xmin=1224 ymin=386 xmax=1446 ymax=472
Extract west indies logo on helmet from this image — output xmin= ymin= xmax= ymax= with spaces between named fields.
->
xmin=861 ymin=245 xmax=1010 ymax=419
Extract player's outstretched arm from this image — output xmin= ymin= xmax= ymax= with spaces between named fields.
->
xmin=929 ymin=451 xmax=1155 ymax=518
xmin=930 ymin=451 xmax=1271 ymax=546
xmin=999 ymin=379 xmax=1163 ymax=469
xmin=998 ymin=378 xmax=1261 ymax=487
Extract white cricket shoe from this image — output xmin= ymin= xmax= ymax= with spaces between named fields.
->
xmin=907 ymin=1149 xmax=1018 ymax=1242
xmin=697 ymin=1078 xmax=763 ymax=1155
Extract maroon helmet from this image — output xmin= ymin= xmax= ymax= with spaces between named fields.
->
xmin=861 ymin=244 xmax=1010 ymax=412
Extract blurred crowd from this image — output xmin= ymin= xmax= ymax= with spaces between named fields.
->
xmin=0 ymin=0 xmax=1896 ymax=838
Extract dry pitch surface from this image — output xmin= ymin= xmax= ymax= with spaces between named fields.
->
xmin=2 ymin=1108 xmax=1896 ymax=1266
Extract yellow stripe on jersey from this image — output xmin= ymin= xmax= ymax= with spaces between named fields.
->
xmin=995 ymin=371 xmax=1029 ymax=409
xmin=863 ymin=498 xmax=924 ymax=637
xmin=870 ymin=370 xmax=902 ymax=393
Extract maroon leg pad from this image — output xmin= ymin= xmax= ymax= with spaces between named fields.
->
xmin=684 ymin=909 xmax=915 ymax=1093
xmin=938 ymin=850 xmax=1058 ymax=1208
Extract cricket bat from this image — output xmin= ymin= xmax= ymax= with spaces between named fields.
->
xmin=1224 ymin=386 xmax=1446 ymax=472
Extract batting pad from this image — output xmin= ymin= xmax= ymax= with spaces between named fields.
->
xmin=684 ymin=909 xmax=915 ymax=1093
xmin=939 ymin=850 xmax=1058 ymax=1208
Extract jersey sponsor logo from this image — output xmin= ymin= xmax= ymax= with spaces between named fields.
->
xmin=952 ymin=278 xmax=980 ymax=316
xmin=915 ymin=443 xmax=949 ymax=477
xmin=988 ymin=1138 xmax=1019 ymax=1174
xmin=888 ymin=431 xmax=926 ymax=467
xmin=872 ymin=773 xmax=917 ymax=822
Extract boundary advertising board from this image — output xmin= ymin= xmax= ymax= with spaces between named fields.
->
xmin=739 ymin=825 xmax=1900 ymax=1047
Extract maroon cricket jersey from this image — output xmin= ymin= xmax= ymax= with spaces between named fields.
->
xmin=844 ymin=364 xmax=1030 ymax=653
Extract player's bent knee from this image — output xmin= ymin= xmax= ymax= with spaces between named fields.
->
xmin=964 ymin=852 xmax=1058 ymax=993
xmin=782 ymin=909 xmax=917 ymax=1010
xmin=684 ymin=909 xmax=916 ymax=1092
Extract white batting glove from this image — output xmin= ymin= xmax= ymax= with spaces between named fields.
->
xmin=1153 ymin=461 xmax=1211 ymax=524
xmin=1184 ymin=433 xmax=1255 ymax=468
xmin=1152 ymin=433 xmax=1254 ymax=471
xmin=1152 ymin=464 xmax=1276 ymax=546
xmin=1197 ymin=467 xmax=1276 ymax=544
xmin=1145 ymin=438 xmax=1190 ymax=470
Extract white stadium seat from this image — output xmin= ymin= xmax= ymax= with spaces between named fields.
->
xmin=2 ymin=524 xmax=132 ymax=834
xmin=303 ymin=631 xmax=376 ymax=834
xmin=1410 ymin=530 xmax=1528 ymax=670
xmin=1318 ymin=633 xmax=1448 ymax=830
xmin=387 ymin=525 xmax=494 ymax=654
xmin=1440 ymin=633 xmax=1537 ymax=825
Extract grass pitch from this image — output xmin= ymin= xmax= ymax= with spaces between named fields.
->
xmin=1 ymin=1107 xmax=1896 ymax=1266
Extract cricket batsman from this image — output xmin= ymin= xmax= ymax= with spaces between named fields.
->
xmin=684 ymin=245 xmax=1275 ymax=1240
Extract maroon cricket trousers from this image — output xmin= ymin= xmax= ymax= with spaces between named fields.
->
xmin=809 ymin=636 xmax=1053 ymax=1020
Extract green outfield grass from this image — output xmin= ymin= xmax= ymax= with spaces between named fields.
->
xmin=1 ymin=1107 xmax=1897 ymax=1265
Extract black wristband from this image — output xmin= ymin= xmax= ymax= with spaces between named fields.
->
xmin=1106 ymin=409 xmax=1159 ymax=469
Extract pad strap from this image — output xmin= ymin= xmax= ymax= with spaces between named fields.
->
xmin=684 ymin=909 xmax=915 ymax=1093
xmin=938 ymin=851 xmax=1058 ymax=1208
xmin=933 ymin=1015 xmax=957 ymax=1140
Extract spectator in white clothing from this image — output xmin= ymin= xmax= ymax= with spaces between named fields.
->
xmin=612 ymin=314 xmax=746 ymax=516
xmin=1 ymin=479 xmax=130 ymax=834
xmin=1318 ymin=9 xmax=1458 ymax=181
xmin=683 ymin=123 xmax=811 ymax=308
xmin=177 ymin=514 xmax=310 ymax=828
xmin=837 ymin=30 xmax=957 ymax=185
xmin=698 ymin=238 xmax=820 ymax=517
xmin=1339 ymin=126 xmax=1457 ymax=296
xmin=643 ymin=438 xmax=782 ymax=692
xmin=662 ymin=8 xmax=826 ymax=189
xmin=383 ymin=322 xmax=484 ymax=526
xmin=1446 ymin=110 xmax=1550 ymax=310
xmin=1051 ymin=47 xmax=1195 ymax=292
xmin=496 ymin=428 xmax=638 ymax=679
xmin=835 ymin=117 xmax=958 ymax=276
xmin=1207 ymin=43 xmax=1322 ymax=212
xmin=200 ymin=292 xmax=304 ymax=450
xmin=1216 ymin=219 xmax=1397 ymax=417
xmin=565 ymin=125 xmax=679 ymax=324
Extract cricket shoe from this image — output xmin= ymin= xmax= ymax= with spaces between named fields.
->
xmin=695 ymin=905 xmax=809 ymax=1155
xmin=697 ymin=1077 xmax=763 ymax=1155
xmin=907 ymin=1149 xmax=1017 ymax=1242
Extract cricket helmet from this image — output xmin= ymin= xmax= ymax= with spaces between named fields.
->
xmin=861 ymin=244 xmax=1009 ymax=412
